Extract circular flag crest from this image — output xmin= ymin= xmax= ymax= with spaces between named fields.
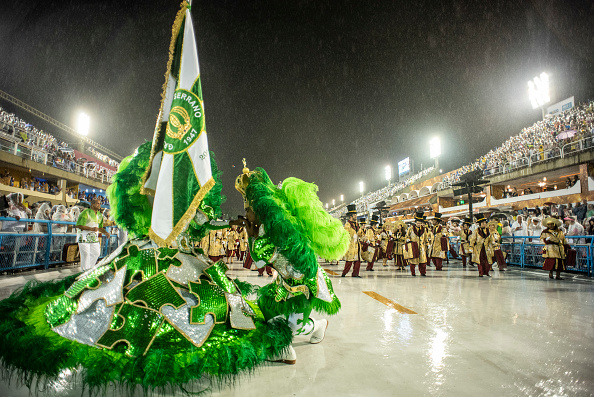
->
xmin=164 ymin=89 xmax=205 ymax=153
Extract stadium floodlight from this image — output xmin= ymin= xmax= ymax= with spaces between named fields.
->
xmin=528 ymin=72 xmax=550 ymax=109
xmin=332 ymin=199 xmax=335 ymax=207
xmin=359 ymin=181 xmax=365 ymax=196
xmin=429 ymin=137 xmax=441 ymax=159
xmin=77 ymin=112 xmax=90 ymax=136
xmin=340 ymin=194 xmax=344 ymax=203
xmin=385 ymin=165 xmax=392 ymax=182
xmin=325 ymin=203 xmax=329 ymax=209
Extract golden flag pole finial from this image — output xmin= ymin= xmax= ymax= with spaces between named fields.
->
xmin=242 ymin=158 xmax=250 ymax=174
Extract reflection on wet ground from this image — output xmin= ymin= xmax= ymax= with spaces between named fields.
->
xmin=1 ymin=260 xmax=593 ymax=396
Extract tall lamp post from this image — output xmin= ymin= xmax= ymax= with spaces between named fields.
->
xmin=385 ymin=165 xmax=392 ymax=186
xmin=528 ymin=72 xmax=551 ymax=120
xmin=429 ymin=137 xmax=441 ymax=171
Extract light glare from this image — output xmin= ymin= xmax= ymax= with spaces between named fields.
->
xmin=77 ymin=112 xmax=90 ymax=136
xmin=385 ymin=165 xmax=392 ymax=181
xmin=528 ymin=73 xmax=550 ymax=109
xmin=429 ymin=137 xmax=441 ymax=159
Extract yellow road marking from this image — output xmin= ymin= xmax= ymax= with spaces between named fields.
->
xmin=362 ymin=291 xmax=417 ymax=314
xmin=322 ymin=268 xmax=339 ymax=276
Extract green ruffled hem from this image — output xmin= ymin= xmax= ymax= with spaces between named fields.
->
xmin=0 ymin=277 xmax=292 ymax=396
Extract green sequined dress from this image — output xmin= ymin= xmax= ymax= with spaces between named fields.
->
xmin=0 ymin=239 xmax=292 ymax=394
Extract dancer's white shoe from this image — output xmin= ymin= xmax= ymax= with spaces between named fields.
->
xmin=309 ymin=319 xmax=328 ymax=344
xmin=268 ymin=345 xmax=297 ymax=365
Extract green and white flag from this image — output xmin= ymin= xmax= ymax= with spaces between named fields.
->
xmin=142 ymin=1 xmax=214 ymax=247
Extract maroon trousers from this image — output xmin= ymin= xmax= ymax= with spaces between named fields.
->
xmin=477 ymin=249 xmax=490 ymax=276
xmin=366 ymin=261 xmax=375 ymax=271
xmin=461 ymin=255 xmax=467 ymax=267
xmin=494 ymin=250 xmax=506 ymax=269
xmin=258 ymin=265 xmax=273 ymax=276
xmin=431 ymin=257 xmax=443 ymax=270
xmin=395 ymin=255 xmax=407 ymax=268
xmin=243 ymin=251 xmax=253 ymax=269
xmin=410 ymin=262 xmax=427 ymax=276
xmin=239 ymin=250 xmax=246 ymax=261
xmin=342 ymin=260 xmax=361 ymax=277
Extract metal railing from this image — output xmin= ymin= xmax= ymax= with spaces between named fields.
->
xmin=0 ymin=217 xmax=120 ymax=272
xmin=448 ymin=235 xmax=594 ymax=277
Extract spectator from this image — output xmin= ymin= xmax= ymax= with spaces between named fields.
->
xmin=586 ymin=204 xmax=594 ymax=219
xmin=2 ymin=193 xmax=30 ymax=232
xmin=575 ymin=200 xmax=588 ymax=222
xmin=52 ymin=205 xmax=70 ymax=233
xmin=586 ymin=218 xmax=594 ymax=235
xmin=32 ymin=202 xmax=51 ymax=233
xmin=511 ymin=215 xmax=527 ymax=237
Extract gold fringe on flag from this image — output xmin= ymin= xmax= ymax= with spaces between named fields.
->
xmin=140 ymin=0 xmax=189 ymax=196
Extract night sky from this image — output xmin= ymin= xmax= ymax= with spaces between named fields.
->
xmin=1 ymin=0 xmax=593 ymax=215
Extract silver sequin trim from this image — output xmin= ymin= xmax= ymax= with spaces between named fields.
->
xmin=316 ymin=269 xmax=332 ymax=302
xmin=53 ymin=299 xmax=115 ymax=346
xmin=274 ymin=254 xmax=304 ymax=280
xmin=226 ymin=293 xmax=256 ymax=330
xmin=166 ymin=253 xmax=210 ymax=286
xmin=76 ymin=265 xmax=126 ymax=313
xmin=161 ymin=290 xmax=214 ymax=347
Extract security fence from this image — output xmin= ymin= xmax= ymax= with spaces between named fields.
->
xmin=448 ymin=236 xmax=594 ymax=277
xmin=0 ymin=217 xmax=120 ymax=272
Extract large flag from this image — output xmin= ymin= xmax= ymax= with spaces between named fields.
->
xmin=142 ymin=1 xmax=214 ymax=247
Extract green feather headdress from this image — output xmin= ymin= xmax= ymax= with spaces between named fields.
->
xmin=245 ymin=168 xmax=349 ymax=278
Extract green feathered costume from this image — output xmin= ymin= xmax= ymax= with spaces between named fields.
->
xmin=0 ymin=142 xmax=293 ymax=396
xmin=239 ymin=167 xmax=349 ymax=334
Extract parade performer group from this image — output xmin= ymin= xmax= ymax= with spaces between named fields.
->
xmin=338 ymin=210 xmax=572 ymax=280
xmin=0 ymin=1 xmax=347 ymax=395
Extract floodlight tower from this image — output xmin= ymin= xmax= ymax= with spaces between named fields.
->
xmin=359 ymin=181 xmax=365 ymax=197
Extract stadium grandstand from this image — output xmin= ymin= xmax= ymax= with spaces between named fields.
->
xmin=0 ymin=95 xmax=123 ymax=207
xmin=330 ymin=99 xmax=594 ymax=231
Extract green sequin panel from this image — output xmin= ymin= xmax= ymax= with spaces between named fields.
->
xmin=45 ymin=295 xmax=79 ymax=328
xmin=157 ymin=247 xmax=178 ymax=260
xmin=96 ymin=303 xmax=163 ymax=357
xmin=157 ymin=256 xmax=182 ymax=274
xmin=251 ymin=235 xmax=276 ymax=263
xmin=204 ymin=261 xmax=236 ymax=294
xmin=64 ymin=265 xmax=111 ymax=298
xmin=272 ymin=283 xmax=290 ymax=302
xmin=125 ymin=273 xmax=186 ymax=312
xmin=114 ymin=245 xmax=158 ymax=287
xmin=154 ymin=320 xmax=185 ymax=344
xmin=189 ymin=280 xmax=228 ymax=324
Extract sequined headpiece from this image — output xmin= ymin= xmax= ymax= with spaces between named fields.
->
xmin=235 ymin=158 xmax=256 ymax=209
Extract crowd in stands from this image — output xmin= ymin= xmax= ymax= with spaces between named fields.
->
xmin=77 ymin=191 xmax=109 ymax=205
xmin=88 ymin=146 xmax=119 ymax=168
xmin=491 ymin=200 xmax=594 ymax=243
xmin=329 ymin=167 xmax=436 ymax=218
xmin=0 ymin=167 xmax=109 ymax=207
xmin=0 ymin=169 xmax=62 ymax=195
xmin=0 ymin=192 xmax=114 ymax=233
xmin=443 ymin=100 xmax=594 ymax=185
xmin=0 ymin=107 xmax=118 ymax=181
